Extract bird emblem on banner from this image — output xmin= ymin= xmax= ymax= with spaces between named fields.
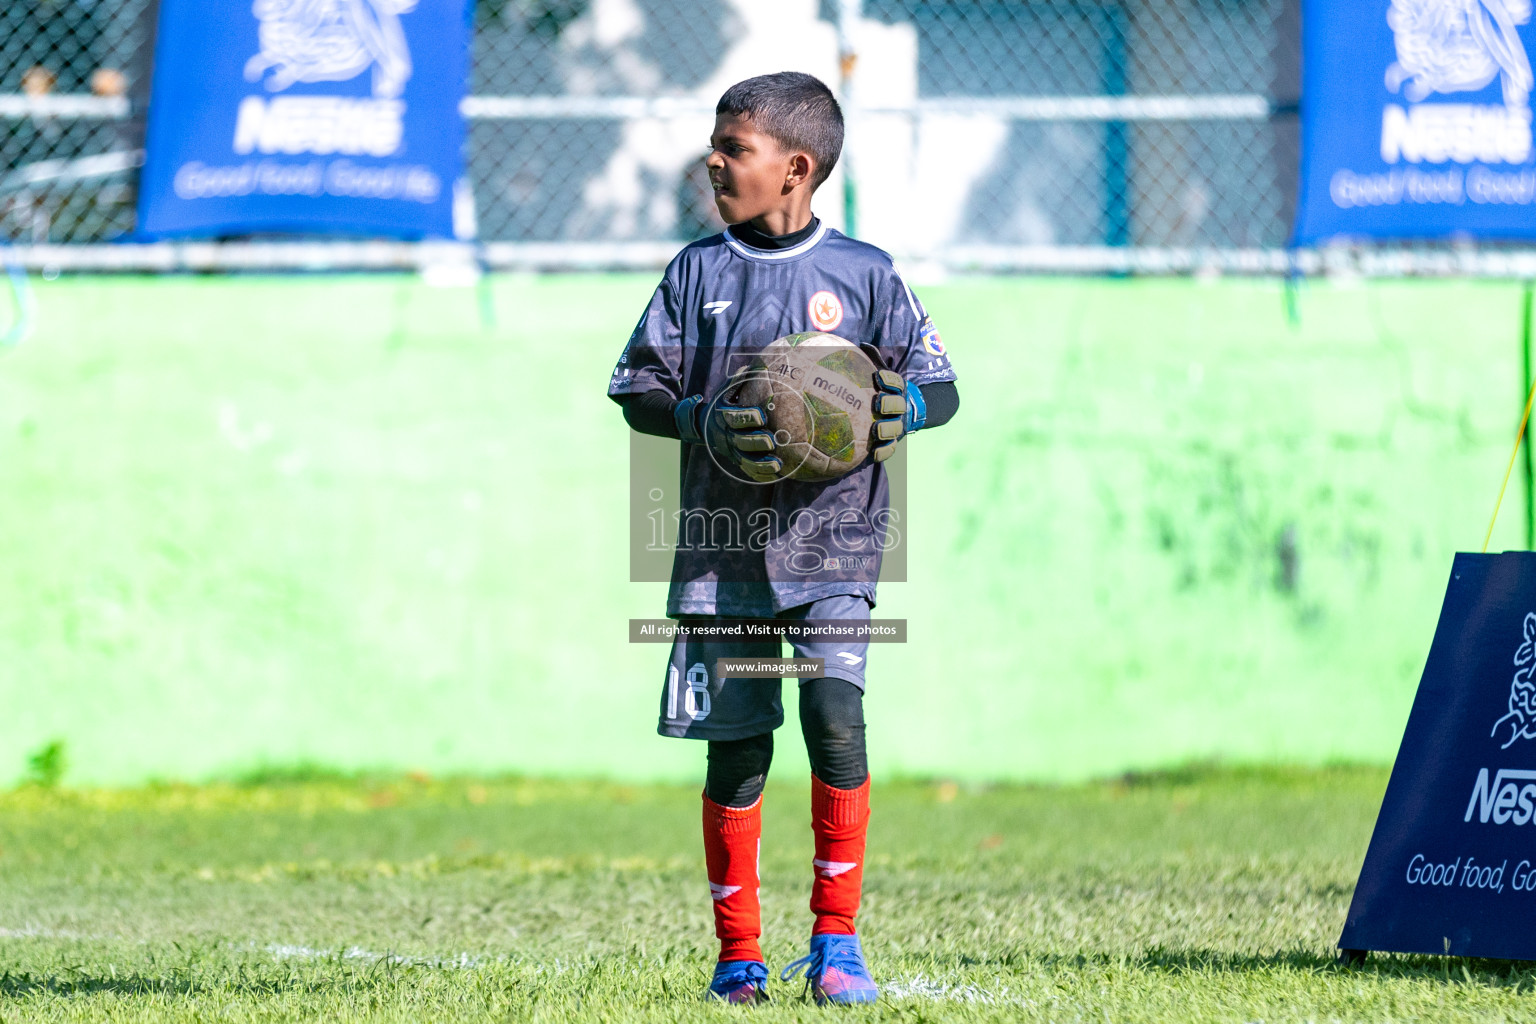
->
xmin=246 ymin=0 xmax=418 ymax=99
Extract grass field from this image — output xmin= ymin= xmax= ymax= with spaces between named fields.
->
xmin=6 ymin=765 xmax=1536 ymax=1022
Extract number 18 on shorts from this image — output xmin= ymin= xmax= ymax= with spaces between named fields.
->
xmin=659 ymin=633 xmax=785 ymax=740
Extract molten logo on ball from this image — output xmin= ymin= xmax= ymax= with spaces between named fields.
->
xmin=733 ymin=332 xmax=876 ymax=483
xmin=810 ymin=375 xmax=865 ymax=412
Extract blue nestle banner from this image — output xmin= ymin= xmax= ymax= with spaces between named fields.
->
xmin=1295 ymin=1 xmax=1536 ymax=244
xmin=1342 ymin=553 xmax=1536 ymax=960
xmin=137 ymin=0 xmax=470 ymax=239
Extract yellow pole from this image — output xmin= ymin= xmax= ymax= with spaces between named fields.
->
xmin=1484 ymin=372 xmax=1536 ymax=553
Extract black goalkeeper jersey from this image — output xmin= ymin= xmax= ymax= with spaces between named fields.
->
xmin=608 ymin=222 xmax=957 ymax=617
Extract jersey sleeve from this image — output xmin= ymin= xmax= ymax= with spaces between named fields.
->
xmin=869 ymin=261 xmax=956 ymax=386
xmin=607 ymin=260 xmax=687 ymax=401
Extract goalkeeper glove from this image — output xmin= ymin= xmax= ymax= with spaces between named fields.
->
xmin=869 ymin=369 xmax=927 ymax=463
xmin=674 ymin=392 xmax=783 ymax=482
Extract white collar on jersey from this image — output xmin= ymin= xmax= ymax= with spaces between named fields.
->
xmin=721 ymin=219 xmax=830 ymax=261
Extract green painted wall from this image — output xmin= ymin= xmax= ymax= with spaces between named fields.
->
xmin=0 ymin=275 xmax=1524 ymax=784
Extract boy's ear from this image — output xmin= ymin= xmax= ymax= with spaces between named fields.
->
xmin=784 ymin=151 xmax=815 ymax=191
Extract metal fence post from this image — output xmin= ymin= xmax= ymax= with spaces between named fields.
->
xmin=1103 ymin=0 xmax=1129 ymax=248
xmin=836 ymin=0 xmax=861 ymax=240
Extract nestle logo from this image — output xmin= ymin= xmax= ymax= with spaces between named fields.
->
xmin=1380 ymin=103 xmax=1532 ymax=165
xmin=1465 ymin=768 xmax=1536 ymax=824
xmin=233 ymin=96 xmax=404 ymax=158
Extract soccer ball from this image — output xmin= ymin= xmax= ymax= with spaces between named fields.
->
xmin=730 ymin=332 xmax=877 ymax=483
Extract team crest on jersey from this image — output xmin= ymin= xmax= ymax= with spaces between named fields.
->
xmin=919 ymin=315 xmax=946 ymax=356
xmin=808 ymin=290 xmax=844 ymax=332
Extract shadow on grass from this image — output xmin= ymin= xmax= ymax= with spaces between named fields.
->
xmin=0 ymin=960 xmax=434 ymax=1000
xmin=1340 ymin=951 xmax=1536 ymax=986
xmin=911 ymin=947 xmax=1536 ymax=987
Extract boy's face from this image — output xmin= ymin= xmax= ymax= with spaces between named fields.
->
xmin=705 ymin=113 xmax=813 ymax=225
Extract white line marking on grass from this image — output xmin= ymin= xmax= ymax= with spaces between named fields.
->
xmin=883 ymin=973 xmax=1027 ymax=1005
xmin=260 ymin=943 xmax=503 ymax=970
xmin=0 ymin=926 xmax=94 ymax=940
xmin=4 ymin=930 xmax=1025 ymax=1005
xmin=261 ymin=944 xmax=1026 ymax=1004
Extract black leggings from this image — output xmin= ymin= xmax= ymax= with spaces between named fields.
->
xmin=704 ymin=678 xmax=867 ymax=807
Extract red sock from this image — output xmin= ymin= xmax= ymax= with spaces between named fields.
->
xmin=809 ymin=774 xmax=870 ymax=935
xmin=702 ymin=792 xmax=763 ymax=963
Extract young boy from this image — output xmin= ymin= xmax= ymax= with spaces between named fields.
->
xmin=608 ymin=71 xmax=959 ymax=1005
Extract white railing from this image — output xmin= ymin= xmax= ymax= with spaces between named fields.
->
xmin=0 ymin=95 xmax=130 ymax=119
xmin=10 ymin=91 xmax=1528 ymax=276
xmin=2 ymin=93 xmax=1271 ymax=123
xmin=8 ymin=241 xmax=1536 ymax=279
xmin=459 ymin=94 xmax=1270 ymax=121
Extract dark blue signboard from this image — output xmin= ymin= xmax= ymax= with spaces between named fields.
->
xmin=1295 ymin=1 xmax=1536 ymax=244
xmin=137 ymin=0 xmax=470 ymax=239
xmin=1342 ymin=552 xmax=1536 ymax=959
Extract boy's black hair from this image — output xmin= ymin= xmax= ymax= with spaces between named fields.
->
xmin=716 ymin=72 xmax=844 ymax=188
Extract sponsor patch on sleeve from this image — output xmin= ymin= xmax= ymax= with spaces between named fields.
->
xmin=919 ymin=316 xmax=946 ymax=357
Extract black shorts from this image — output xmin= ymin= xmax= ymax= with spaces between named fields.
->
xmin=657 ymin=594 xmax=871 ymax=740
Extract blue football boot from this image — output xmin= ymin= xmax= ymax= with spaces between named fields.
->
xmin=705 ymin=959 xmax=770 ymax=1004
xmin=780 ymin=933 xmax=878 ymax=1005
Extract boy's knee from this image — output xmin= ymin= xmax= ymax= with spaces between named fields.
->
xmin=799 ymin=678 xmax=868 ymax=789
xmin=799 ymin=678 xmax=864 ymax=728
xmin=705 ymin=733 xmax=774 ymax=807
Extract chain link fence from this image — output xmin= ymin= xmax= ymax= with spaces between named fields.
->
xmin=1 ymin=0 xmax=149 ymax=247
xmin=2 ymin=0 xmax=1312 ymax=267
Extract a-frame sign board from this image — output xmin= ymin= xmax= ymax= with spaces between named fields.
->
xmin=1342 ymin=552 xmax=1536 ymax=961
